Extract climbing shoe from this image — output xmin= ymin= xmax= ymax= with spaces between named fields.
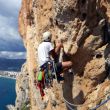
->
xmin=57 ymin=76 xmax=64 ymax=83
xmin=68 ymin=68 xmax=74 ymax=75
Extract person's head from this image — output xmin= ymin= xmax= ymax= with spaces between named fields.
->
xmin=42 ymin=31 xmax=52 ymax=42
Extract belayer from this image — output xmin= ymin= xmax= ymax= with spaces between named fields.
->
xmin=37 ymin=31 xmax=73 ymax=97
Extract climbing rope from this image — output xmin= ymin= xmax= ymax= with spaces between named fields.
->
xmin=90 ymin=96 xmax=110 ymax=110
xmin=65 ymin=102 xmax=75 ymax=110
xmin=63 ymin=90 xmax=110 ymax=110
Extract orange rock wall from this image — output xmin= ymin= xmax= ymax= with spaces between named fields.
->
xmin=18 ymin=0 xmax=110 ymax=110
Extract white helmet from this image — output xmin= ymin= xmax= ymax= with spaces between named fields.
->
xmin=42 ymin=31 xmax=52 ymax=41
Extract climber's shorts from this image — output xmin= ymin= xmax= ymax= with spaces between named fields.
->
xmin=55 ymin=62 xmax=63 ymax=74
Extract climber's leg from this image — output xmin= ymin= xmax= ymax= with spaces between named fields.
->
xmin=55 ymin=63 xmax=64 ymax=82
xmin=55 ymin=61 xmax=73 ymax=82
xmin=56 ymin=61 xmax=73 ymax=74
xmin=61 ymin=61 xmax=72 ymax=69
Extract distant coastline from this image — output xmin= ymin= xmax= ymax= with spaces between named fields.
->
xmin=0 ymin=71 xmax=19 ymax=79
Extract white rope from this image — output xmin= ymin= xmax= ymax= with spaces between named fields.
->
xmin=63 ymin=96 xmax=76 ymax=110
xmin=63 ymin=90 xmax=110 ymax=109
xmin=63 ymin=96 xmax=76 ymax=107
xmin=90 ymin=96 xmax=110 ymax=110
xmin=66 ymin=102 xmax=75 ymax=110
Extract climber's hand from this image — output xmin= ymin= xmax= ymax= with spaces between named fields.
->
xmin=33 ymin=68 xmax=37 ymax=73
xmin=56 ymin=39 xmax=63 ymax=48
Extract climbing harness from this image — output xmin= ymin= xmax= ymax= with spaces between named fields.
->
xmin=37 ymin=60 xmax=57 ymax=97
xmin=63 ymin=90 xmax=110 ymax=110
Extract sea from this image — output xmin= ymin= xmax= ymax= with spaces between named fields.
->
xmin=0 ymin=77 xmax=16 ymax=110
xmin=0 ymin=58 xmax=26 ymax=110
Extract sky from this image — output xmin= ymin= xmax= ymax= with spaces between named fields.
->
xmin=0 ymin=0 xmax=26 ymax=58
xmin=0 ymin=51 xmax=26 ymax=59
xmin=0 ymin=0 xmax=22 ymax=41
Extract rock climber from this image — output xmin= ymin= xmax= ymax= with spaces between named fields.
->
xmin=38 ymin=31 xmax=73 ymax=81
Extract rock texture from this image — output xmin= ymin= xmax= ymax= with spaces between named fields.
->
xmin=15 ymin=63 xmax=30 ymax=110
xmin=16 ymin=0 xmax=110 ymax=110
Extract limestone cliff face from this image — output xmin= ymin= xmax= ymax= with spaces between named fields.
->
xmin=16 ymin=0 xmax=110 ymax=110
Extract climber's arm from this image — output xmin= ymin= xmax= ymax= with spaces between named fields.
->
xmin=55 ymin=39 xmax=63 ymax=54
xmin=49 ymin=39 xmax=63 ymax=59
xmin=49 ymin=49 xmax=56 ymax=59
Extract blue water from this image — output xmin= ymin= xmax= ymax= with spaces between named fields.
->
xmin=0 ymin=77 xmax=16 ymax=110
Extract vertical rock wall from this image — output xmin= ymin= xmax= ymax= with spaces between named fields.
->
xmin=16 ymin=0 xmax=110 ymax=110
